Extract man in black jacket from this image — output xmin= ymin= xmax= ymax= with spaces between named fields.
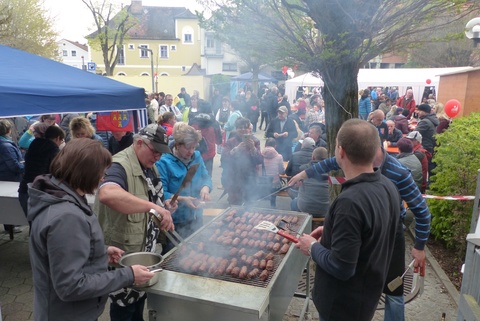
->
xmin=266 ymin=106 xmax=297 ymax=162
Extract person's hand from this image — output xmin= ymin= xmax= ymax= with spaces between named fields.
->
xmin=283 ymin=132 xmax=288 ymax=137
xmin=130 ymin=265 xmax=155 ymax=286
xmin=107 ymin=246 xmax=124 ymax=264
xmin=28 ymin=124 xmax=35 ymax=134
xmin=411 ymin=248 xmax=426 ymax=269
xmin=273 ymin=132 xmax=279 ymax=138
xmin=200 ymin=186 xmax=210 ymax=201
xmin=165 ymin=199 xmax=178 ymax=213
xmin=310 ymin=226 xmax=324 ymax=241
xmin=295 ymin=234 xmax=317 ymax=256
xmin=151 ymin=204 xmax=174 ymax=231
xmin=180 ymin=196 xmax=200 ymax=209
xmin=289 ymin=171 xmax=308 ymax=187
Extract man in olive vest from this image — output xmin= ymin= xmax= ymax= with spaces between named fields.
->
xmin=95 ymin=124 xmax=176 ymax=321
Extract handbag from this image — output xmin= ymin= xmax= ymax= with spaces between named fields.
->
xmin=254 ymin=161 xmax=274 ymax=199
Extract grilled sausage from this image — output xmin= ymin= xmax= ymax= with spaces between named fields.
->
xmin=259 ymin=269 xmax=269 ymax=281
xmin=228 ymin=222 xmax=236 ymax=229
xmin=232 ymin=237 xmax=241 ymax=246
xmin=254 ymin=240 xmax=262 ymax=248
xmin=267 ymin=233 xmax=275 ymax=241
xmin=259 ymin=259 xmax=267 ymax=270
xmin=239 ymin=266 xmax=248 ymax=279
xmin=280 ymin=243 xmax=290 ymax=254
xmin=241 ymin=238 xmax=249 ymax=246
xmin=229 ymin=247 xmax=239 ymax=257
xmin=238 ymin=248 xmax=246 ymax=256
xmin=266 ymin=259 xmax=274 ymax=271
xmin=274 ymin=235 xmax=282 ymax=242
xmin=265 ymin=252 xmax=274 ymax=260
xmin=247 ymin=230 xmax=256 ymax=238
xmin=266 ymin=242 xmax=275 ymax=250
xmin=247 ymin=268 xmax=260 ymax=279
xmin=241 ymin=254 xmax=248 ymax=263
xmin=247 ymin=239 xmax=256 ymax=247
xmin=198 ymin=261 xmax=208 ymax=273
xmin=252 ymin=259 xmax=259 ymax=268
xmin=190 ymin=260 xmax=203 ymax=273
xmin=226 ymin=258 xmax=238 ymax=275
xmin=215 ymin=258 xmax=229 ymax=276
xmin=240 ymin=231 xmax=248 ymax=238
xmin=282 ymin=237 xmax=290 ymax=244
xmin=273 ymin=242 xmax=282 ymax=252
xmin=254 ymin=250 xmax=265 ymax=259
xmin=291 ymin=216 xmax=299 ymax=224
xmin=222 ymin=237 xmax=233 ymax=246
xmin=231 ymin=266 xmax=241 ymax=278
xmin=259 ymin=240 xmax=267 ymax=248
xmin=246 ymin=256 xmax=254 ymax=265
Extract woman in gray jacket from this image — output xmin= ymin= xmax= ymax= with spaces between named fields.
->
xmin=28 ymin=139 xmax=154 ymax=321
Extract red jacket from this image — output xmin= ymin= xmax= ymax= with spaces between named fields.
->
xmin=396 ymin=96 xmax=416 ymax=119
xmin=412 ymin=144 xmax=430 ymax=192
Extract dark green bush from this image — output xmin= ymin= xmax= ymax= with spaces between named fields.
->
xmin=428 ymin=113 xmax=480 ymax=257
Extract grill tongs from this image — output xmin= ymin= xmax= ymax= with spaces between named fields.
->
xmin=254 ymin=221 xmax=298 ymax=243
xmin=164 ymin=230 xmax=185 ymax=248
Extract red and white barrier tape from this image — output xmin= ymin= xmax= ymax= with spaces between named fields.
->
xmin=328 ymin=176 xmax=474 ymax=200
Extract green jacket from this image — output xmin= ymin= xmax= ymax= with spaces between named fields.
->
xmin=95 ymin=145 xmax=158 ymax=253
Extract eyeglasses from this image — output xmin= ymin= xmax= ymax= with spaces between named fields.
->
xmin=144 ymin=142 xmax=161 ymax=157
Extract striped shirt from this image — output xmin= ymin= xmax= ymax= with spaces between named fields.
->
xmin=305 ymin=152 xmax=431 ymax=250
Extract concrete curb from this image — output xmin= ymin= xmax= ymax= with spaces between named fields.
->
xmin=408 ymin=227 xmax=460 ymax=307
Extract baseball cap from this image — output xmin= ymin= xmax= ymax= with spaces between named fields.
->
xmin=138 ymin=124 xmax=171 ymax=154
xmin=302 ymin=137 xmax=315 ymax=149
xmin=406 ymin=130 xmax=422 ymax=143
xmin=278 ymin=106 xmax=288 ymax=114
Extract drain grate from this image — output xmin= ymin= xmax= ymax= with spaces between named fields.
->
xmin=296 ymin=267 xmax=417 ymax=309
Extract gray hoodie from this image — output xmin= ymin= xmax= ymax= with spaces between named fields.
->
xmin=28 ymin=175 xmax=134 ymax=321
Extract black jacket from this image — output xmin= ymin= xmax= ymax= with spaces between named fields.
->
xmin=108 ymin=132 xmax=133 ymax=155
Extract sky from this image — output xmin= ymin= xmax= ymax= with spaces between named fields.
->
xmin=43 ymin=0 xmax=204 ymax=43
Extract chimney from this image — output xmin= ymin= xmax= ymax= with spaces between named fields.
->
xmin=130 ymin=1 xmax=142 ymax=15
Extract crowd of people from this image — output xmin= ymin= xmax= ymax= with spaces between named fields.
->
xmin=0 ymin=83 xmax=441 ymax=321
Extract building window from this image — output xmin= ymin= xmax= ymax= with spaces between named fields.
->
xmin=170 ymin=45 xmax=176 ymax=51
xmin=206 ymin=38 xmax=215 ymax=49
xmin=140 ymin=72 xmax=149 ymax=76
xmin=117 ymin=72 xmax=126 ymax=76
xmin=63 ymin=50 xmax=67 ymax=56
xmin=182 ymin=26 xmax=194 ymax=44
xmin=222 ymin=63 xmax=237 ymax=72
xmin=128 ymin=44 xmax=134 ymax=50
xmin=139 ymin=45 xmax=149 ymax=58
xmin=160 ymin=73 xmax=169 ymax=76
xmin=118 ymin=47 xmax=125 ymax=65
xmin=160 ymin=45 xmax=168 ymax=58
xmin=71 ymin=50 xmax=76 ymax=57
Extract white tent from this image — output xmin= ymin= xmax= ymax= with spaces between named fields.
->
xmin=285 ymin=72 xmax=324 ymax=104
xmin=286 ymin=67 xmax=472 ymax=105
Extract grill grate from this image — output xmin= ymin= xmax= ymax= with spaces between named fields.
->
xmin=161 ymin=207 xmax=308 ymax=288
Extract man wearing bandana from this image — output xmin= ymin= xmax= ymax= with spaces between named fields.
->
xmin=95 ymin=124 xmax=177 ymax=321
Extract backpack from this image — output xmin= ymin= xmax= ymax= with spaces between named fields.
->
xmin=218 ymin=108 xmax=229 ymax=124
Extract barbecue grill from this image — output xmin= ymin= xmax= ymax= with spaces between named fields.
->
xmin=144 ymin=206 xmax=312 ymax=321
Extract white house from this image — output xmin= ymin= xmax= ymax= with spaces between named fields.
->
xmin=57 ymin=39 xmax=89 ymax=69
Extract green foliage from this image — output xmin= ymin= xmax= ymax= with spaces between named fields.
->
xmin=428 ymin=113 xmax=480 ymax=257
xmin=0 ymin=0 xmax=58 ymax=59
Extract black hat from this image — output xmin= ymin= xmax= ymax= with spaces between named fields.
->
xmin=139 ymin=124 xmax=171 ymax=154
xmin=417 ymin=104 xmax=431 ymax=113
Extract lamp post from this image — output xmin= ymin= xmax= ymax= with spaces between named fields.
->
xmin=138 ymin=46 xmax=155 ymax=93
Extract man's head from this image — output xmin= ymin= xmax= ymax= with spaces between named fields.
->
xmin=234 ymin=117 xmax=252 ymax=136
xmin=135 ymin=124 xmax=171 ymax=168
xmin=180 ymin=87 xmax=186 ymax=93
xmin=165 ymin=94 xmax=173 ymax=106
xmin=416 ymin=104 xmax=431 ymax=118
xmin=336 ymin=119 xmax=380 ymax=166
xmin=308 ymin=125 xmax=322 ymax=142
xmin=112 ymin=131 xmax=127 ymax=142
xmin=397 ymin=137 xmax=413 ymax=153
xmin=302 ymin=137 xmax=315 ymax=149
xmin=277 ymin=106 xmax=288 ymax=120
xmin=406 ymin=89 xmax=413 ymax=99
xmin=312 ymin=147 xmax=328 ymax=161
xmin=386 ymin=120 xmax=395 ymax=134
xmin=370 ymin=110 xmax=385 ymax=127
xmin=406 ymin=130 xmax=422 ymax=146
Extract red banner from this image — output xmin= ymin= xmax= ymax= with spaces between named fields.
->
xmin=96 ymin=111 xmax=134 ymax=132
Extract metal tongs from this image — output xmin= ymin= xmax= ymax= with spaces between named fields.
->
xmin=165 ymin=229 xmax=185 ymax=248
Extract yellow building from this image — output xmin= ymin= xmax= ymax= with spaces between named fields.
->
xmin=88 ymin=1 xmax=202 ymax=93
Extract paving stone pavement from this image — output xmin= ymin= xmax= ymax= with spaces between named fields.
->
xmin=0 ymin=129 xmax=460 ymax=320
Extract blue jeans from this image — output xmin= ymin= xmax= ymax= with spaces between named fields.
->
xmin=110 ymin=295 xmax=146 ymax=321
xmin=384 ymin=294 xmax=404 ymax=321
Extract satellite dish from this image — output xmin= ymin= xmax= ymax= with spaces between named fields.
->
xmin=465 ymin=17 xmax=480 ymax=39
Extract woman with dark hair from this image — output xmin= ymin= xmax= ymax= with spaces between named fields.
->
xmin=246 ymin=91 xmax=260 ymax=133
xmin=28 ymin=139 xmax=155 ymax=321
xmin=18 ymin=114 xmax=57 ymax=149
xmin=18 ymin=125 xmax=65 ymax=224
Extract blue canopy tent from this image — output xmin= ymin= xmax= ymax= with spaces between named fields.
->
xmin=230 ymin=72 xmax=276 ymax=100
xmin=0 ymin=45 xmax=146 ymax=125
